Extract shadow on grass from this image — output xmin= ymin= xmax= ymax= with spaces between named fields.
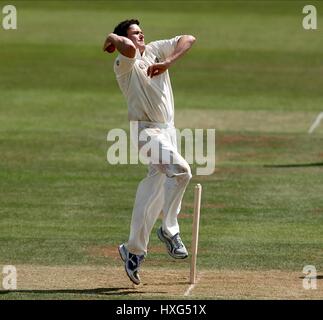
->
xmin=299 ymin=275 xmax=323 ymax=280
xmin=0 ymin=287 xmax=152 ymax=297
xmin=264 ymin=162 xmax=323 ymax=168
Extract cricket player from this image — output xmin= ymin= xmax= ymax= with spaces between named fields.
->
xmin=103 ymin=19 xmax=195 ymax=285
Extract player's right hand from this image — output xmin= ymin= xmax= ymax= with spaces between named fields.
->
xmin=103 ymin=38 xmax=116 ymax=53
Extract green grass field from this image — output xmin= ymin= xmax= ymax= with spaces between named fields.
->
xmin=1 ymin=0 xmax=323 ymax=300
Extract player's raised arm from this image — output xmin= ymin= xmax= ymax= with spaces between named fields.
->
xmin=103 ymin=33 xmax=136 ymax=58
xmin=147 ymin=35 xmax=196 ymax=78
xmin=167 ymin=35 xmax=196 ymax=65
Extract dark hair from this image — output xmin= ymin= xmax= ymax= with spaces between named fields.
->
xmin=113 ymin=19 xmax=140 ymax=37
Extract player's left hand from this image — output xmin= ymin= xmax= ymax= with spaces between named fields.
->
xmin=147 ymin=61 xmax=171 ymax=78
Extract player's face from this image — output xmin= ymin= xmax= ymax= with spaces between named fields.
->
xmin=127 ymin=24 xmax=145 ymax=50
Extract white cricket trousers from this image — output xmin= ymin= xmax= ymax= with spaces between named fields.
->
xmin=127 ymin=121 xmax=192 ymax=256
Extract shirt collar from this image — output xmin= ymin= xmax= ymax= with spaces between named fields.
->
xmin=136 ymin=48 xmax=146 ymax=59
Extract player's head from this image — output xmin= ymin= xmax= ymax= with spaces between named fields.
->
xmin=114 ymin=19 xmax=145 ymax=51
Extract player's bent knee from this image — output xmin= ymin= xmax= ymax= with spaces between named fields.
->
xmin=184 ymin=167 xmax=192 ymax=181
xmin=165 ymin=163 xmax=192 ymax=186
xmin=177 ymin=167 xmax=192 ymax=186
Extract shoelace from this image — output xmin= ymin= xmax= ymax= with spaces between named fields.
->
xmin=172 ymin=234 xmax=184 ymax=249
xmin=128 ymin=254 xmax=144 ymax=271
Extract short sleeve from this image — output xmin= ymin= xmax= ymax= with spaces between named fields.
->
xmin=114 ymin=53 xmax=136 ymax=77
xmin=148 ymin=36 xmax=182 ymax=60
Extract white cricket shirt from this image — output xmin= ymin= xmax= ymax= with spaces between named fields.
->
xmin=114 ymin=36 xmax=182 ymax=124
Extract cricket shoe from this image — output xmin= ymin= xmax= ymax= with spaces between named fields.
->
xmin=118 ymin=243 xmax=144 ymax=285
xmin=157 ymin=227 xmax=188 ymax=259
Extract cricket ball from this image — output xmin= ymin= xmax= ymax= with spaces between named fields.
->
xmin=106 ymin=44 xmax=116 ymax=53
